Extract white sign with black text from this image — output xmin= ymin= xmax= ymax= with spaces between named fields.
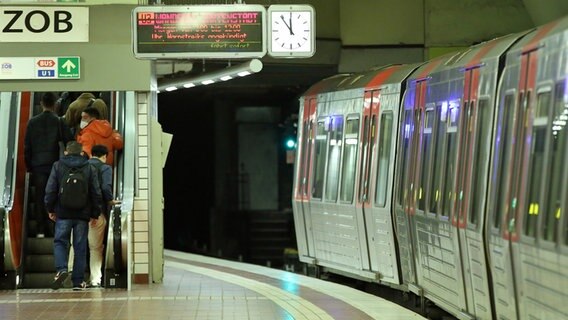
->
xmin=0 ymin=6 xmax=88 ymax=42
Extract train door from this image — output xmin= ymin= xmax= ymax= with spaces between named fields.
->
xmin=357 ymin=90 xmax=378 ymax=273
xmin=365 ymin=90 xmax=401 ymax=284
xmin=489 ymin=46 xmax=556 ymax=319
xmin=393 ymin=81 xmax=420 ymax=291
xmin=490 ymin=46 xmax=545 ymax=320
xmin=293 ymin=97 xmax=317 ymax=260
xmin=512 ymin=51 xmax=568 ymax=319
xmin=487 ymin=87 xmax=522 ymax=319
xmin=451 ymin=65 xmax=491 ymax=319
xmin=454 ymin=65 xmax=494 ymax=319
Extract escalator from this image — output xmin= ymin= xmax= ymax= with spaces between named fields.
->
xmin=0 ymin=91 xmax=136 ymax=289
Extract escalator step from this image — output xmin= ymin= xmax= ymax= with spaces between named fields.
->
xmin=26 ymin=237 xmax=54 ymax=254
xmin=21 ymin=272 xmax=56 ymax=289
xmin=25 ymin=255 xmax=55 ymax=272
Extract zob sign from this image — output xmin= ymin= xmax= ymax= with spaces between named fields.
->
xmin=0 ymin=7 xmax=88 ymax=42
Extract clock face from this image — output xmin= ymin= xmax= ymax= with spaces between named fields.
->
xmin=267 ymin=5 xmax=315 ymax=58
xmin=270 ymin=11 xmax=312 ymax=53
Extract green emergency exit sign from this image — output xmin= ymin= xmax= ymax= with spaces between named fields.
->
xmin=57 ymin=57 xmax=80 ymax=78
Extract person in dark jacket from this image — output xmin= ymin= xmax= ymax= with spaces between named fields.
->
xmin=24 ymin=92 xmax=73 ymax=237
xmin=68 ymin=144 xmax=119 ymax=287
xmin=45 ymin=141 xmax=102 ymax=291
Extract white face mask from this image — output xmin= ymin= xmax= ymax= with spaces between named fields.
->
xmin=79 ymin=120 xmax=90 ymax=129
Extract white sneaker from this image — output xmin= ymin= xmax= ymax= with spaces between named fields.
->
xmin=37 ymin=233 xmax=45 ymax=238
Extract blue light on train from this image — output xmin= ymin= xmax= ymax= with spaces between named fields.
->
xmin=441 ymin=101 xmax=448 ymax=121
xmin=450 ymin=105 xmax=459 ymax=123
xmin=404 ymin=124 xmax=411 ymax=139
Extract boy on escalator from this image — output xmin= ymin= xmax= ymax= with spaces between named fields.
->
xmin=85 ymin=144 xmax=119 ymax=287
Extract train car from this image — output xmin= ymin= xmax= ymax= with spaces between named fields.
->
xmin=292 ymin=64 xmax=420 ymax=285
xmin=292 ymin=73 xmax=351 ymax=263
xmin=292 ymin=14 xmax=568 ymax=320
xmin=396 ymin=31 xmax=528 ymax=319
xmin=486 ymin=16 xmax=568 ymax=320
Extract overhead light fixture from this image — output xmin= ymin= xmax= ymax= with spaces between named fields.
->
xmin=158 ymin=59 xmax=263 ymax=92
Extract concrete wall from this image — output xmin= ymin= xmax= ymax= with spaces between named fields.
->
xmin=0 ymin=4 xmax=152 ymax=92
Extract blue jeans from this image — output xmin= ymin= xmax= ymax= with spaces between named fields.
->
xmin=53 ymin=219 xmax=88 ymax=286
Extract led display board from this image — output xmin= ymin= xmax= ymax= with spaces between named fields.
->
xmin=132 ymin=5 xmax=266 ymax=59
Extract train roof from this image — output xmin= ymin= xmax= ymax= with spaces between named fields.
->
xmin=301 ymin=63 xmax=422 ymax=98
xmin=302 ymin=73 xmax=352 ymax=97
xmin=345 ymin=63 xmax=423 ymax=90
xmin=506 ymin=14 xmax=568 ymax=55
xmin=407 ymin=31 xmax=528 ymax=81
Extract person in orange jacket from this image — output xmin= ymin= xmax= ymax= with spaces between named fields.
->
xmin=65 ymin=92 xmax=109 ymax=137
xmin=76 ymin=107 xmax=123 ymax=166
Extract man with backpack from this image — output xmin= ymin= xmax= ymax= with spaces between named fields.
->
xmin=44 ymin=141 xmax=102 ymax=291
xmin=70 ymin=144 xmax=118 ymax=288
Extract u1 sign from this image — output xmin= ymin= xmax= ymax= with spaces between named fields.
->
xmin=0 ymin=7 xmax=88 ymax=42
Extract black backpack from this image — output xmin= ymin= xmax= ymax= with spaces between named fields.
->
xmin=59 ymin=163 xmax=89 ymax=210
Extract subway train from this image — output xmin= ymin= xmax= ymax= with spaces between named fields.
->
xmin=0 ymin=91 xmax=136 ymax=289
xmin=291 ymin=14 xmax=568 ymax=320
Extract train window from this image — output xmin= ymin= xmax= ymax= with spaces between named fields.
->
xmin=298 ymin=120 xmax=310 ymax=196
xmin=442 ymin=100 xmax=460 ymax=216
xmin=470 ymin=99 xmax=490 ymax=226
xmin=429 ymin=105 xmax=445 ymax=215
xmin=418 ymin=108 xmax=434 ymax=211
xmin=397 ymin=110 xmax=413 ymax=205
xmin=311 ymin=120 xmax=327 ymax=199
xmin=524 ymin=92 xmax=550 ymax=237
xmin=456 ymin=101 xmax=473 ymax=223
xmin=358 ymin=115 xmax=372 ymax=202
xmin=493 ymin=94 xmax=515 ymax=229
xmin=340 ymin=116 xmax=360 ymax=203
xmin=509 ymin=91 xmax=531 ymax=234
xmin=375 ymin=112 xmax=393 ymax=207
xmin=325 ymin=115 xmax=344 ymax=202
xmin=544 ymin=84 xmax=567 ymax=242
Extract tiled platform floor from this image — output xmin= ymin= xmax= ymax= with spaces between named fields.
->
xmin=0 ymin=250 xmax=425 ymax=319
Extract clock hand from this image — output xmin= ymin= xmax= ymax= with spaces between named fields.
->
xmin=289 ymin=13 xmax=294 ymax=35
xmin=280 ymin=14 xmax=294 ymax=35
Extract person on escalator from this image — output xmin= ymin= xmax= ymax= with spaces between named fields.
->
xmin=64 ymin=92 xmax=108 ymax=137
xmin=68 ymin=144 xmax=119 ymax=288
xmin=24 ymin=92 xmax=73 ymax=238
xmin=44 ymin=141 xmax=102 ymax=291
xmin=76 ymin=107 xmax=123 ymax=166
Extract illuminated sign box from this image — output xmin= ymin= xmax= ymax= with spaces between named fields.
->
xmin=132 ymin=5 xmax=266 ymax=59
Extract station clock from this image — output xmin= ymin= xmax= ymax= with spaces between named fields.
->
xmin=267 ymin=4 xmax=315 ymax=58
